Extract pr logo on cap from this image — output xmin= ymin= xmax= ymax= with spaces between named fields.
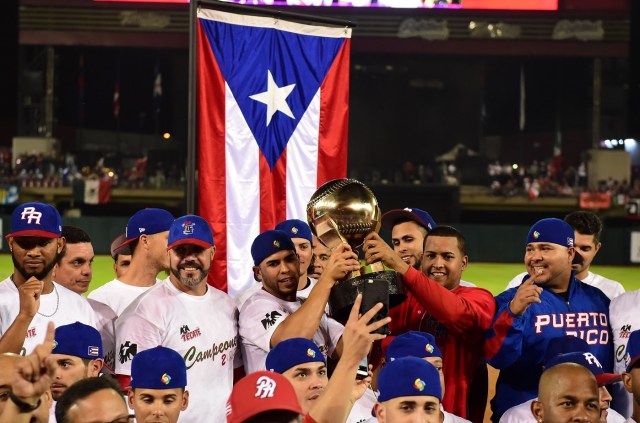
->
xmin=182 ymin=221 xmax=194 ymax=235
xmin=161 ymin=373 xmax=172 ymax=385
xmin=21 ymin=207 xmax=42 ymax=224
xmin=255 ymin=376 xmax=277 ymax=399
xmin=306 ymin=348 xmax=316 ymax=358
xmin=413 ymin=378 xmax=426 ymax=392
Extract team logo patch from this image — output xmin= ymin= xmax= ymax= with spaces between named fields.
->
xmin=291 ymin=227 xmax=299 ymax=234
xmin=425 ymin=343 xmax=434 ymax=353
xmin=20 ymin=207 xmax=42 ymax=224
xmin=533 ymin=231 xmax=540 ymax=239
xmin=413 ymin=378 xmax=426 ymax=392
xmin=306 ymin=348 xmax=316 ymax=358
xmin=567 ymin=237 xmax=574 ymax=247
xmin=119 ymin=341 xmax=137 ymax=364
xmin=255 ymin=376 xmax=277 ymax=399
xmin=87 ymin=346 xmax=100 ymax=357
xmin=161 ymin=373 xmax=172 ymax=385
xmin=52 ymin=341 xmax=58 ymax=350
xmin=182 ymin=221 xmax=194 ymax=235
xmin=273 ymin=240 xmax=280 ymax=248
xmin=261 ymin=311 xmax=282 ymax=330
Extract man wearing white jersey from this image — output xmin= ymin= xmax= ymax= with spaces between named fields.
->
xmin=504 ymin=211 xmax=624 ymax=300
xmin=88 ymin=208 xmax=173 ymax=315
xmin=116 ymin=214 xmax=238 ymax=423
xmin=0 ymin=202 xmax=96 ymax=356
xmin=239 ymin=229 xmax=359 ymax=373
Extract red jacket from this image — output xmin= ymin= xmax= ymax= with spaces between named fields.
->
xmin=387 ymin=267 xmax=496 ymax=421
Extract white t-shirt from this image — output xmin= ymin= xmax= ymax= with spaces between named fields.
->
xmin=87 ymin=298 xmax=117 ymax=371
xmin=0 ymin=278 xmax=97 ymax=355
xmin=362 ymin=408 xmax=469 ymax=423
xmin=239 ymin=289 xmax=344 ymax=373
xmin=347 ymin=388 xmax=378 ymax=423
xmin=500 ymin=398 xmax=626 ymax=423
xmin=504 ymin=271 xmax=624 ymax=300
xmin=87 ymin=278 xmax=161 ymax=316
xmin=610 ymin=290 xmax=640 ymax=417
xmin=236 ymin=277 xmax=318 ymax=310
xmin=115 ymin=279 xmax=238 ymax=423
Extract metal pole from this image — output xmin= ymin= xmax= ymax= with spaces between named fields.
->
xmin=592 ymin=58 xmax=602 ymax=149
xmin=45 ymin=46 xmax=54 ymax=137
xmin=186 ymin=0 xmax=197 ymax=214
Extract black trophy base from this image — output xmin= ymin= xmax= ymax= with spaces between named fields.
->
xmin=328 ymin=271 xmax=406 ymax=333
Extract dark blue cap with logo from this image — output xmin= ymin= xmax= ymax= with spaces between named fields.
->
xmin=626 ymin=330 xmax=640 ymax=372
xmin=378 ymin=357 xmax=442 ymax=402
xmin=527 ymin=218 xmax=575 ymax=248
xmin=168 ymin=215 xmax=214 ymax=250
xmin=251 ymin=230 xmax=296 ymax=266
xmin=275 ymin=219 xmax=313 ymax=243
xmin=381 ymin=208 xmax=437 ymax=232
xmin=118 ymin=208 xmax=174 ymax=250
xmin=266 ymin=338 xmax=325 ymax=374
xmin=130 ymin=346 xmax=187 ymax=389
xmin=53 ymin=322 xmax=103 ymax=360
xmin=545 ymin=351 xmax=620 ymax=386
xmin=386 ymin=331 xmax=442 ymax=362
xmin=8 ymin=202 xmax=62 ymax=239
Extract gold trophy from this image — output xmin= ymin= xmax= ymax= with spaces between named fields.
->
xmin=307 ymin=178 xmax=405 ymax=324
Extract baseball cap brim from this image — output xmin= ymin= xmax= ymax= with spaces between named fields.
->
xmin=6 ymin=230 xmax=60 ymax=239
xmin=110 ymin=234 xmax=131 ymax=258
xmin=381 ymin=210 xmax=425 ymax=230
xmin=167 ymin=238 xmax=213 ymax=251
xmin=596 ymin=373 xmax=621 ymax=386
xmin=234 ymin=405 xmax=301 ymax=423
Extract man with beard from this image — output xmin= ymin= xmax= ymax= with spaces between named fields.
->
xmin=116 ymin=214 xmax=238 ymax=423
xmin=0 ymin=202 xmax=96 ymax=355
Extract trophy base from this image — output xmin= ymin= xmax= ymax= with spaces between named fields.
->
xmin=329 ymin=270 xmax=406 ymax=322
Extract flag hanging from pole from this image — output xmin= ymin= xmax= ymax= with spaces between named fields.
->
xmin=153 ymin=65 xmax=162 ymax=115
xmin=197 ymin=7 xmax=351 ymax=296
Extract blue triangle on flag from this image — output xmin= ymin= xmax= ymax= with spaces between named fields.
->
xmin=201 ymin=19 xmax=345 ymax=170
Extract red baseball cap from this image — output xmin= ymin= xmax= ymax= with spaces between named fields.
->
xmin=226 ymin=371 xmax=302 ymax=423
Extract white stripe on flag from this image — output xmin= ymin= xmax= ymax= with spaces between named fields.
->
xmin=286 ymin=88 xmax=321 ymax=220
xmin=225 ymin=83 xmax=261 ymax=298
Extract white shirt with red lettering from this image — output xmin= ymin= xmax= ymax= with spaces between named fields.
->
xmin=239 ymin=289 xmax=343 ymax=373
xmin=0 ymin=277 xmax=97 ymax=355
xmin=87 ymin=278 xmax=162 ymax=316
xmin=505 ymin=271 xmax=624 ymax=300
xmin=115 ymin=278 xmax=238 ymax=423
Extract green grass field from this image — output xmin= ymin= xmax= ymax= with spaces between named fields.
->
xmin=0 ymin=254 xmax=637 ymax=295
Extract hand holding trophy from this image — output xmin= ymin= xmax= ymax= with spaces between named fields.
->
xmin=306 ymin=178 xmax=405 ymax=333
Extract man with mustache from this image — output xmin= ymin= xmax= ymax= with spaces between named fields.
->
xmin=116 ymin=214 xmax=238 ymax=423
xmin=0 ymin=202 xmax=96 ymax=355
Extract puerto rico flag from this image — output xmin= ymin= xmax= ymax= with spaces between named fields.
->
xmin=197 ymin=8 xmax=351 ymax=296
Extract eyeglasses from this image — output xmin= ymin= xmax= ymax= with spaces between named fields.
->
xmin=102 ymin=415 xmax=135 ymax=423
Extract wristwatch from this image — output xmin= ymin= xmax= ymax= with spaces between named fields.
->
xmin=9 ymin=391 xmax=41 ymax=412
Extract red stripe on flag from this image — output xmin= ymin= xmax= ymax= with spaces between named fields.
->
xmin=259 ymin=151 xmax=287 ymax=232
xmin=197 ymin=22 xmax=228 ymax=292
xmin=317 ymin=39 xmax=350 ymax=185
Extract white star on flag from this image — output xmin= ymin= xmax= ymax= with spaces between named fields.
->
xmin=249 ymin=70 xmax=296 ymax=126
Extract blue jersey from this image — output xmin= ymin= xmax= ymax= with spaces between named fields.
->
xmin=485 ymin=273 xmax=613 ymax=422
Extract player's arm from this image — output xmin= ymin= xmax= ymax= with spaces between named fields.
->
xmin=270 ymin=244 xmax=360 ymax=347
xmin=0 ymin=278 xmax=43 ymax=354
xmin=484 ymin=285 xmax=536 ymax=368
xmin=308 ymin=294 xmax=389 ymax=423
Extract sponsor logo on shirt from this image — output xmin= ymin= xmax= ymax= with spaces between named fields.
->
xmin=119 ymin=341 xmax=138 ymax=364
xmin=619 ymin=324 xmax=632 ymax=339
xmin=180 ymin=325 xmax=202 ymax=342
xmin=261 ymin=311 xmax=282 ymax=330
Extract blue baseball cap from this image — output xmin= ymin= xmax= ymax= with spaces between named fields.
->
xmin=386 ymin=331 xmax=442 ymax=362
xmin=7 ymin=202 xmax=62 ymax=239
xmin=266 ymin=338 xmax=325 ymax=374
xmin=118 ymin=208 xmax=174 ymax=250
xmin=527 ymin=218 xmax=575 ymax=248
xmin=275 ymin=219 xmax=313 ymax=243
xmin=251 ymin=230 xmax=296 ymax=266
xmin=381 ymin=208 xmax=437 ymax=232
xmin=53 ymin=322 xmax=103 ymax=360
xmin=378 ymin=357 xmax=442 ymax=402
xmin=130 ymin=346 xmax=187 ymax=389
xmin=625 ymin=330 xmax=640 ymax=372
xmin=544 ymin=335 xmax=589 ymax=363
xmin=545 ymin=351 xmax=620 ymax=386
xmin=168 ymin=215 xmax=214 ymax=250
